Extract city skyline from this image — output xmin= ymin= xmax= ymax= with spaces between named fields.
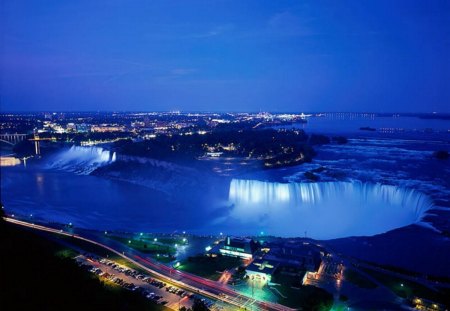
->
xmin=1 ymin=0 xmax=449 ymax=113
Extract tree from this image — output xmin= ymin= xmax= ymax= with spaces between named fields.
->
xmin=0 ymin=202 xmax=5 ymax=219
xmin=12 ymin=140 xmax=35 ymax=157
xmin=332 ymin=136 xmax=348 ymax=144
xmin=433 ymin=150 xmax=449 ymax=160
xmin=192 ymin=299 xmax=210 ymax=311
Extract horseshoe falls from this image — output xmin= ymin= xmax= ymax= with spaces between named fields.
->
xmin=228 ymin=179 xmax=433 ymax=239
xmin=46 ymin=146 xmax=116 ymax=174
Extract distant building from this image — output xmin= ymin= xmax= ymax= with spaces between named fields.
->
xmin=76 ymin=123 xmax=91 ymax=133
xmin=66 ymin=123 xmax=76 ymax=132
xmin=0 ymin=157 xmax=21 ymax=167
xmin=91 ymin=125 xmax=124 ymax=133
xmin=206 ymin=152 xmax=223 ymax=157
xmin=218 ymin=236 xmax=259 ymax=259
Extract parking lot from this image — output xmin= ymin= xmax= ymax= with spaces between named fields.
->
xmin=75 ymin=254 xmax=222 ymax=310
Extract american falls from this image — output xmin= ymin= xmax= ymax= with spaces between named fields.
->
xmin=46 ymin=146 xmax=116 ymax=174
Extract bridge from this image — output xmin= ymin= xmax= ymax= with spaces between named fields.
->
xmin=0 ymin=133 xmax=28 ymax=145
xmin=0 ymin=133 xmax=54 ymax=155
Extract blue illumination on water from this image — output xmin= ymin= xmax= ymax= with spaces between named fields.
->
xmin=228 ymin=179 xmax=434 ymax=239
xmin=46 ymin=146 xmax=116 ymax=174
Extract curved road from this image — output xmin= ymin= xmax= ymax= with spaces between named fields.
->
xmin=5 ymin=217 xmax=294 ymax=311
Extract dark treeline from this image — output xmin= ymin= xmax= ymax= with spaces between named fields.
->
xmin=115 ymin=129 xmax=323 ymax=168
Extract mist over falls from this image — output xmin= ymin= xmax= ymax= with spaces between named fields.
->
xmin=46 ymin=146 xmax=116 ymax=174
xmin=228 ymin=179 xmax=434 ymax=239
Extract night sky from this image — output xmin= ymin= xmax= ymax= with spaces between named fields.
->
xmin=1 ymin=0 xmax=449 ymax=112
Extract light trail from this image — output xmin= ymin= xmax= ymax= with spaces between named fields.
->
xmin=5 ymin=217 xmax=294 ymax=311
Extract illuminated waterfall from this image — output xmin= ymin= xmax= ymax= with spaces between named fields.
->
xmin=228 ymin=179 xmax=433 ymax=239
xmin=46 ymin=146 xmax=116 ymax=174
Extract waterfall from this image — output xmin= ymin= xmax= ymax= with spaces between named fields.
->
xmin=228 ymin=179 xmax=434 ymax=239
xmin=46 ymin=146 xmax=116 ymax=175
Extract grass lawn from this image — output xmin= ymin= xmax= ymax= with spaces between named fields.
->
xmin=55 ymin=234 xmax=151 ymax=272
xmin=271 ymin=270 xmax=305 ymax=287
xmin=344 ymin=268 xmax=378 ymax=289
xmin=178 ymin=255 xmax=242 ymax=281
xmin=273 ymin=285 xmax=333 ymax=310
xmin=269 ymin=270 xmax=333 ymax=310
xmin=108 ymin=235 xmax=176 ymax=255
xmin=361 ymin=267 xmax=449 ymax=305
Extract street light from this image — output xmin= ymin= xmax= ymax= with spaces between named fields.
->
xmin=251 ymin=276 xmax=255 ymax=298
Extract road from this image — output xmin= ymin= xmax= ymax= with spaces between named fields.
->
xmin=5 ymin=217 xmax=294 ymax=311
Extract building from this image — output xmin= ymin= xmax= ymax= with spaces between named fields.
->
xmin=76 ymin=123 xmax=91 ymax=133
xmin=91 ymin=125 xmax=125 ymax=133
xmin=263 ymin=242 xmax=322 ymax=272
xmin=246 ymin=259 xmax=278 ymax=284
xmin=217 ymin=236 xmax=259 ymax=259
xmin=66 ymin=123 xmax=76 ymax=132
xmin=206 ymin=152 xmax=223 ymax=157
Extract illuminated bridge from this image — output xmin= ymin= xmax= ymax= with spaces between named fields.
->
xmin=0 ymin=133 xmax=28 ymax=145
xmin=0 ymin=133 xmax=53 ymax=155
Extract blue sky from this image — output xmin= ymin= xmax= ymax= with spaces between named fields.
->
xmin=1 ymin=0 xmax=449 ymax=112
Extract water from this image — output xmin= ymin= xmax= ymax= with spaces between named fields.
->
xmin=276 ymin=114 xmax=450 ymax=140
xmin=0 ymin=160 xmax=436 ymax=239
xmin=228 ymin=179 xmax=433 ymax=239
xmin=1 ymin=116 xmax=448 ymax=239
xmin=46 ymin=146 xmax=116 ymax=174
xmin=0 ymin=166 xmax=220 ymax=233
